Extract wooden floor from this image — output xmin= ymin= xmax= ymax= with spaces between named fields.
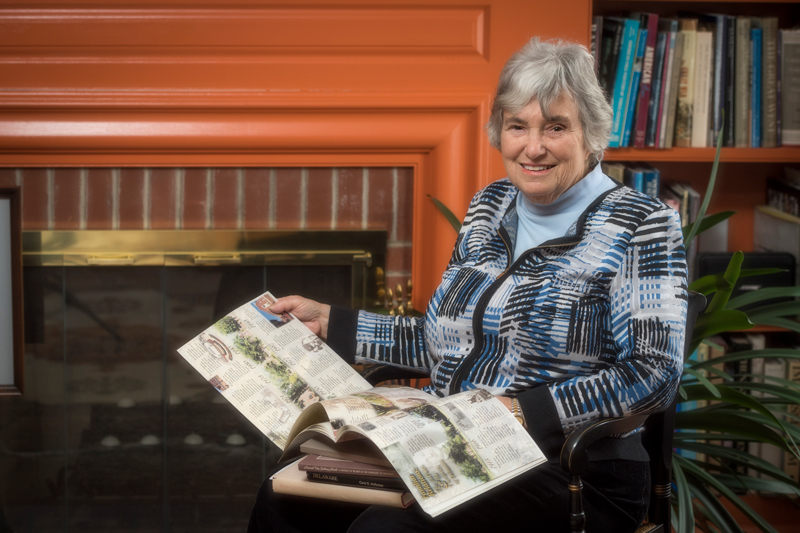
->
xmin=718 ymin=495 xmax=800 ymax=532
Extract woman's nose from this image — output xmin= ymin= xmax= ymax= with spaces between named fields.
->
xmin=524 ymin=133 xmax=546 ymax=158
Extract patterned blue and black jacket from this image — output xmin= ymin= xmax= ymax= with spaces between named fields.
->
xmin=328 ymin=176 xmax=688 ymax=460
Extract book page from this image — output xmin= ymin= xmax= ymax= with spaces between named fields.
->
xmin=337 ymin=389 xmax=546 ymax=517
xmin=283 ymin=386 xmax=435 ymax=457
xmin=177 ymin=291 xmax=371 ymax=449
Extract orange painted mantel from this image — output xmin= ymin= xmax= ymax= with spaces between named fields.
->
xmin=0 ymin=0 xmax=592 ymax=307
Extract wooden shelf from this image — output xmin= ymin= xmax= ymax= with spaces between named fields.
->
xmin=604 ymin=147 xmax=800 ymax=163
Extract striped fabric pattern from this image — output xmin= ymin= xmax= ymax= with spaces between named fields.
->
xmin=354 ymin=178 xmax=688 ymax=432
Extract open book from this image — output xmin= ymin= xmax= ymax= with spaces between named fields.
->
xmin=177 ymin=291 xmax=546 ymax=517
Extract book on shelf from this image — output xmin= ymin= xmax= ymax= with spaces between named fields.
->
xmin=645 ymin=30 xmax=668 ymax=147
xmin=697 ymin=14 xmax=728 ymax=147
xmin=177 ymin=291 xmax=546 ymax=517
xmin=599 ymin=17 xmax=624 ymax=101
xmin=724 ymin=15 xmax=736 ymax=147
xmin=766 ymin=172 xmax=800 ymax=217
xmin=674 ymin=18 xmax=698 ymax=147
xmin=632 ymin=13 xmax=659 ymax=148
xmin=784 ymin=359 xmax=800 ymax=481
xmin=592 ymin=13 xmax=798 ymax=150
xmin=656 ymin=19 xmax=679 ymax=149
xmin=663 ymin=29 xmax=685 ymax=148
xmin=735 ymin=17 xmax=752 ymax=147
xmin=298 ymin=454 xmax=400 ymax=478
xmin=781 ymin=29 xmax=800 ymax=146
xmin=271 ymin=460 xmax=416 ymax=508
xmin=609 ymin=17 xmax=641 ymax=148
xmin=691 ymin=28 xmax=713 ymax=148
xmin=745 ymin=332 xmax=766 ymax=478
xmin=751 ymin=25 xmax=763 ymax=148
xmin=757 ymin=353 xmax=786 ymax=484
xmin=591 ymin=16 xmax=603 ymax=77
xmin=622 ymin=27 xmax=647 ymax=147
xmin=600 ymin=161 xmax=625 ymax=183
xmin=762 ymin=17 xmax=780 ymax=148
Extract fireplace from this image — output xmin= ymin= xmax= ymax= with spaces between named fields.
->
xmin=15 ymin=227 xmax=388 ymax=531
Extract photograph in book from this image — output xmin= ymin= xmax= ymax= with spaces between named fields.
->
xmin=177 ymin=291 xmax=372 ymax=449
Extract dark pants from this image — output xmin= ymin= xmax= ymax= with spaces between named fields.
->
xmin=247 ymin=458 xmax=650 ymax=533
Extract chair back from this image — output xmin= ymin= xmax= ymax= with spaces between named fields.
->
xmin=640 ymin=290 xmax=706 ymax=530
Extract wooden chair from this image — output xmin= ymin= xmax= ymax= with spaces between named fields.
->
xmin=560 ymin=290 xmax=707 ymax=533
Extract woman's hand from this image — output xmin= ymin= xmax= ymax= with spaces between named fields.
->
xmin=268 ymin=296 xmax=332 ymax=339
xmin=495 ymin=395 xmax=513 ymax=412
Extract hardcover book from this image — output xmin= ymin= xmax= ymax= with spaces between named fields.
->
xmin=298 ymin=454 xmax=400 ymax=478
xmin=609 ymin=18 xmax=642 ymax=147
xmin=762 ymin=17 xmax=779 ymax=147
xmin=735 ymin=17 xmax=752 ymax=147
xmin=751 ymin=26 xmax=763 ymax=148
xmin=632 ymin=13 xmax=659 ymax=148
xmin=691 ymin=29 xmax=714 ymax=147
xmin=674 ymin=18 xmax=698 ymax=147
xmin=780 ymin=29 xmax=800 ymax=146
xmin=271 ymin=460 xmax=416 ymax=508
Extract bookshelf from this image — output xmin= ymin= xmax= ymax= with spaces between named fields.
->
xmin=592 ymin=0 xmax=800 ymax=254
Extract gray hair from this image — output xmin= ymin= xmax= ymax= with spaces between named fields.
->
xmin=486 ymin=38 xmax=612 ymax=168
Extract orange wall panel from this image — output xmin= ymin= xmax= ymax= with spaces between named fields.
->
xmin=0 ymin=0 xmax=594 ymax=306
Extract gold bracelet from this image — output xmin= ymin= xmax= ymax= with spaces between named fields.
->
xmin=511 ymin=398 xmax=526 ymax=428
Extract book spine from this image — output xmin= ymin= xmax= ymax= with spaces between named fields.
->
xmin=600 ymin=18 xmax=624 ymax=101
xmin=646 ymin=32 xmax=668 ymax=147
xmin=691 ymin=31 xmax=713 ymax=148
xmin=735 ymin=17 xmax=752 ymax=147
xmin=609 ymin=19 xmax=641 ymax=147
xmin=766 ymin=178 xmax=800 ymax=217
xmin=665 ymin=31 xmax=685 ymax=148
xmin=674 ymin=20 xmax=697 ymax=147
xmin=762 ymin=18 xmax=779 ymax=147
xmin=592 ymin=16 xmax=603 ymax=76
xmin=780 ymin=30 xmax=800 ymax=146
xmin=622 ymin=29 xmax=647 ymax=147
xmin=623 ymin=166 xmax=644 ymax=192
xmin=711 ymin=15 xmax=726 ymax=146
xmin=307 ymin=472 xmax=407 ymax=492
xmin=644 ymin=167 xmax=660 ymax=199
xmin=724 ymin=16 xmax=737 ymax=146
xmin=657 ymin=21 xmax=678 ymax=148
xmin=633 ymin=14 xmax=659 ymax=148
xmin=785 ymin=360 xmax=800 ymax=481
xmin=751 ymin=28 xmax=763 ymax=148
xmin=300 ymin=464 xmax=399 ymax=479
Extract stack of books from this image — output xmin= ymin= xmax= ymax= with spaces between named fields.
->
xmin=271 ymin=437 xmax=416 ymax=508
xmin=592 ymin=13 xmax=800 ymax=148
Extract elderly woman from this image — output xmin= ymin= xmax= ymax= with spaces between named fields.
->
xmin=248 ymin=37 xmax=687 ymax=533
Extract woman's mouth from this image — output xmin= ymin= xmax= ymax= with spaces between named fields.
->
xmin=521 ymin=164 xmax=555 ymax=172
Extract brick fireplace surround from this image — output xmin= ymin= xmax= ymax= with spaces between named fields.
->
xmin=0 ymin=166 xmax=414 ymax=291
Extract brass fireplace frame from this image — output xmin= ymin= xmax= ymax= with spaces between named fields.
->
xmin=22 ymin=230 xmax=386 ymax=310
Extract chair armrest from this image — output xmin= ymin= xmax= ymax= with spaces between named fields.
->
xmin=359 ymin=364 xmax=429 ymax=386
xmin=560 ymin=415 xmax=649 ymax=476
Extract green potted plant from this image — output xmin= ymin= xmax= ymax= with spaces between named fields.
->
xmin=668 ymin=134 xmax=800 ymax=533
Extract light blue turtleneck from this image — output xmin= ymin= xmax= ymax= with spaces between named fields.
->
xmin=513 ymin=164 xmax=617 ymax=261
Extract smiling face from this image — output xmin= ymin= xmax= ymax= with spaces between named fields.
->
xmin=500 ymin=95 xmax=591 ymax=205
